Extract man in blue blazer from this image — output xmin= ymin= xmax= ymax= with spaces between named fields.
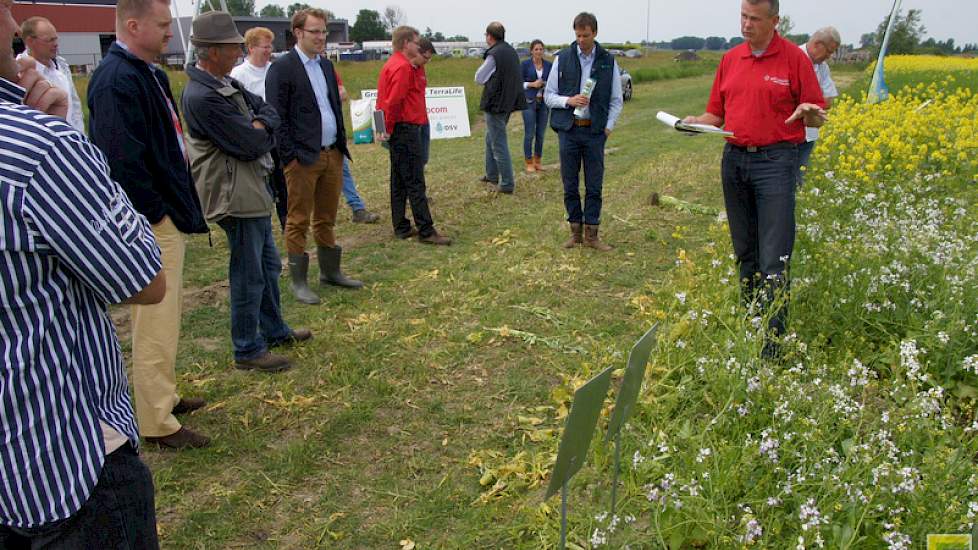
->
xmin=266 ymin=8 xmax=361 ymax=305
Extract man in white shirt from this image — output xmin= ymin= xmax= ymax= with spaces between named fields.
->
xmin=230 ymin=26 xmax=272 ymax=99
xmin=17 ymin=16 xmax=84 ymax=131
xmin=798 ymin=26 xmax=841 ymax=186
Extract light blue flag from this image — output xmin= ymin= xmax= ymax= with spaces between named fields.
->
xmin=868 ymin=0 xmax=902 ymax=104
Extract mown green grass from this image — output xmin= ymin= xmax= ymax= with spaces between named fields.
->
xmin=85 ymin=72 xmax=733 ymax=549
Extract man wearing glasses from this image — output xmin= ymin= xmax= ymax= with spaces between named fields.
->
xmin=266 ymin=8 xmax=362 ymax=305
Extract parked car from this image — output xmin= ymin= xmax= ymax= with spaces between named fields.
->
xmin=608 ymin=48 xmax=624 ymax=57
xmin=620 ymin=66 xmax=633 ymax=101
xmin=467 ymin=47 xmax=486 ymax=58
xmin=624 ymin=49 xmax=643 ymax=58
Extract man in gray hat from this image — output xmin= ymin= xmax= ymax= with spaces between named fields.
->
xmin=182 ymin=10 xmax=313 ymax=373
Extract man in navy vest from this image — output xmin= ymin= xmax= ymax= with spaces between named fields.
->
xmin=545 ymin=12 xmax=623 ymax=251
xmin=475 ymin=21 xmax=526 ymax=194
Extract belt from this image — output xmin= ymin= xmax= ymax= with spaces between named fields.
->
xmin=728 ymin=141 xmax=796 ymax=153
xmin=394 ymin=122 xmax=423 ymax=129
xmin=573 ymin=119 xmax=592 ymax=127
xmin=320 ymin=143 xmax=336 ymax=151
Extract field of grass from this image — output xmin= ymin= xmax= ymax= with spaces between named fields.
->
xmin=82 ymin=59 xmax=730 ymax=548
xmin=70 ymin=52 xmax=978 ymax=548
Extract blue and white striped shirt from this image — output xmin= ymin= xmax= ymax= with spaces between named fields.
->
xmin=0 ymin=77 xmax=162 ymax=528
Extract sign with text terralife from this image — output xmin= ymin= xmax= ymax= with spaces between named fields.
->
xmin=361 ymin=87 xmax=471 ymax=140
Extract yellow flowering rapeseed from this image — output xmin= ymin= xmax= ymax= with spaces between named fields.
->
xmin=818 ymin=81 xmax=978 ymax=185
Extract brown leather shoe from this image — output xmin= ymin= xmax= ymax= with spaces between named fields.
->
xmin=584 ymin=224 xmax=613 ymax=251
xmin=396 ymin=227 xmax=419 ymax=240
xmin=351 ymin=209 xmax=380 ymax=223
xmin=268 ymin=328 xmax=312 ymax=349
xmin=235 ymin=351 xmax=292 ymax=373
xmin=145 ymin=427 xmax=211 ymax=450
xmin=563 ymin=222 xmax=583 ymax=248
xmin=172 ymin=397 xmax=206 ymax=415
xmin=533 ymin=155 xmax=545 ymax=171
xmin=419 ymin=230 xmax=452 ymax=246
xmin=524 ymin=158 xmax=536 ymax=173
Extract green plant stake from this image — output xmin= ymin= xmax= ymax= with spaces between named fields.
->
xmin=605 ymin=324 xmax=659 ymax=539
xmin=546 ymin=366 xmax=615 ymax=549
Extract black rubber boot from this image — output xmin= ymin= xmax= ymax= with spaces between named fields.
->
xmin=317 ymin=245 xmax=363 ymax=289
xmin=288 ymin=253 xmax=321 ymax=304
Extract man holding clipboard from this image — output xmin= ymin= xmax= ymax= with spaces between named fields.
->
xmin=683 ymin=0 xmax=825 ymax=359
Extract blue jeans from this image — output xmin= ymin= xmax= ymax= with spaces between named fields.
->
xmin=558 ymin=126 xmax=607 ymax=225
xmin=484 ymin=111 xmax=514 ymax=190
xmin=522 ymin=99 xmax=549 ymax=159
xmin=796 ymin=140 xmax=816 ymax=187
xmin=721 ymin=142 xmax=798 ymax=336
xmin=0 ymin=444 xmax=159 ymax=549
xmin=342 ymin=158 xmax=365 ymax=212
xmin=217 ymin=216 xmax=292 ymax=360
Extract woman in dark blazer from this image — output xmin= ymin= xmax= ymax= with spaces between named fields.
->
xmin=521 ymin=40 xmax=552 ymax=173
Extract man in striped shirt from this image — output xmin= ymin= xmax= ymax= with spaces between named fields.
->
xmin=0 ymin=0 xmax=165 ymax=544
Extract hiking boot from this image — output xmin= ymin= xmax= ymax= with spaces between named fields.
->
xmin=396 ymin=227 xmax=419 ymax=240
xmin=419 ymin=230 xmax=452 ymax=246
xmin=524 ymin=158 xmax=536 ymax=173
xmin=488 ymin=184 xmax=514 ymax=194
xmin=269 ymin=328 xmax=313 ymax=349
xmin=288 ymin=253 xmax=320 ymax=305
xmin=563 ymin=222 xmax=583 ymax=249
xmin=351 ymin=209 xmax=380 ymax=224
xmin=235 ymin=351 xmax=292 ymax=372
xmin=145 ymin=427 xmax=211 ymax=450
xmin=583 ymin=224 xmax=613 ymax=251
xmin=317 ymin=245 xmax=363 ymax=289
xmin=171 ymin=397 xmax=206 ymax=415
xmin=533 ymin=155 xmax=545 ymax=171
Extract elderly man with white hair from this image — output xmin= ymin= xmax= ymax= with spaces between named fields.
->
xmin=17 ymin=16 xmax=84 ymax=131
xmin=797 ymin=26 xmax=841 ymax=186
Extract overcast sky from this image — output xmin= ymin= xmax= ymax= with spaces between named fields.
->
xmin=175 ymin=0 xmax=977 ymax=47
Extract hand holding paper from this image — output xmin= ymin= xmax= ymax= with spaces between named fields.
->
xmin=657 ymin=111 xmax=733 ymax=137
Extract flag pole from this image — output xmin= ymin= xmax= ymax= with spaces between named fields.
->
xmin=868 ymin=0 xmax=902 ymax=104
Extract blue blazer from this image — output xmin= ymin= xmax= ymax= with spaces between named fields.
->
xmin=265 ymin=49 xmax=351 ymax=167
xmin=521 ymin=58 xmax=553 ymax=101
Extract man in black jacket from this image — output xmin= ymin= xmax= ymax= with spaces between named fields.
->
xmin=88 ymin=0 xmax=210 ymax=450
xmin=475 ymin=21 xmax=526 ymax=194
xmin=265 ymin=8 xmax=361 ymax=305
xmin=182 ymin=11 xmax=313 ymax=374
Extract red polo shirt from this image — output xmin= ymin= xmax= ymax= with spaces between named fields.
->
xmin=376 ymin=51 xmax=428 ymax=127
xmin=706 ymin=32 xmax=825 ymax=147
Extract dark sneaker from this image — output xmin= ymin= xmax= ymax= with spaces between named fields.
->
xmin=395 ymin=227 xmax=419 ymax=240
xmin=419 ymin=231 xmax=452 ymax=246
xmin=269 ymin=328 xmax=312 ymax=349
xmin=478 ymin=175 xmax=498 ymax=184
xmin=172 ymin=397 xmax=206 ymax=415
xmin=235 ymin=351 xmax=292 ymax=373
xmin=351 ymin=209 xmax=380 ymax=223
xmin=145 ymin=426 xmax=211 ymax=450
xmin=489 ymin=184 xmax=514 ymax=194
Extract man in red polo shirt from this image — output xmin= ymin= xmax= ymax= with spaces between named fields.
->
xmin=684 ymin=0 xmax=825 ymax=359
xmin=376 ymin=25 xmax=451 ymax=245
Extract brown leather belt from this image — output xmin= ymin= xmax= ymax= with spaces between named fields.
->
xmin=573 ymin=119 xmax=592 ymax=127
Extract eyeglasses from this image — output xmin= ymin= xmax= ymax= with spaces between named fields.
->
xmin=301 ymin=28 xmax=328 ymax=36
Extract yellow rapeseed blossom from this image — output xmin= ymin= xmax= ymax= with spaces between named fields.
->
xmin=867 ymin=54 xmax=978 ymax=76
xmin=817 ymin=77 xmax=978 ymax=185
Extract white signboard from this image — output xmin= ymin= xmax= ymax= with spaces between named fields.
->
xmin=361 ymin=87 xmax=471 ymax=140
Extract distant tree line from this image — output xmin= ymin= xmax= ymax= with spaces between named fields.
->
xmin=644 ymin=10 xmax=975 ymax=56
